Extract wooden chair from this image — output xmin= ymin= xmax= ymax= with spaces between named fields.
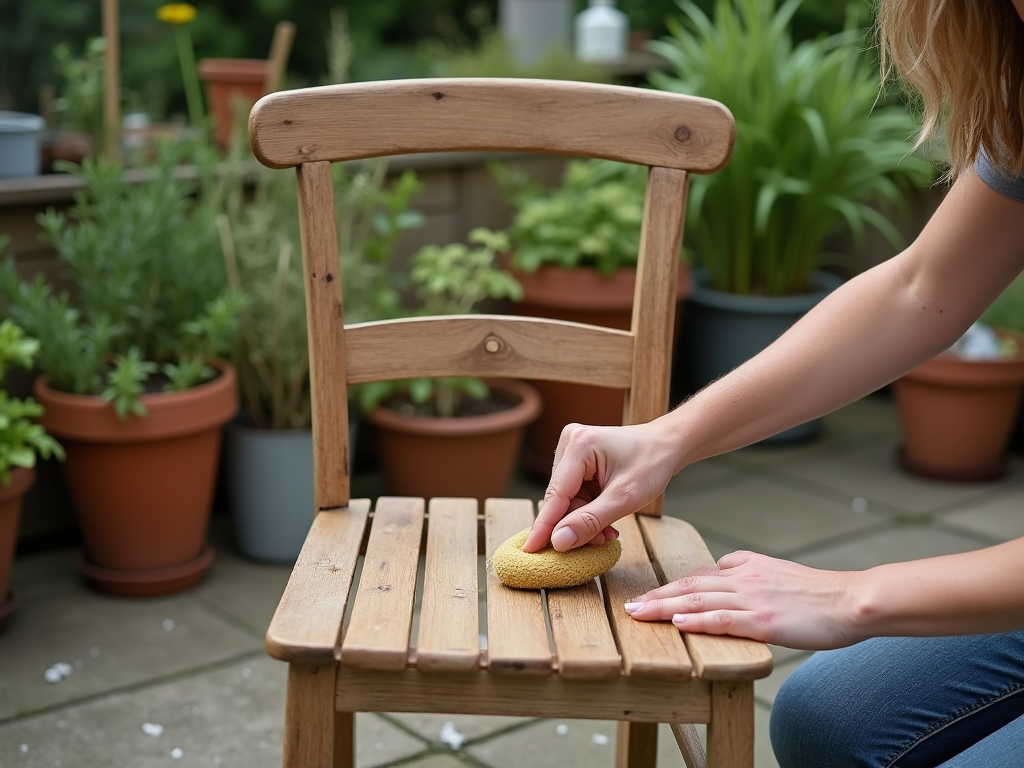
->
xmin=248 ymin=78 xmax=774 ymax=768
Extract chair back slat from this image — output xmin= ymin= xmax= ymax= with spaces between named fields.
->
xmin=296 ymin=161 xmax=351 ymax=510
xmin=484 ymin=499 xmax=553 ymax=674
xmin=345 ymin=316 xmax=633 ymax=387
xmin=250 ymin=78 xmax=734 ymax=172
xmin=417 ymin=498 xmax=480 ymax=673
xmin=340 ymin=497 xmax=425 ymax=670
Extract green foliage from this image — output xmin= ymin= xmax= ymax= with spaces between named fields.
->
xmin=216 ymin=130 xmax=424 ymax=430
xmin=52 ymin=37 xmax=106 ymax=144
xmin=650 ymin=0 xmax=935 ymax=295
xmin=0 ymin=312 xmax=64 ymax=487
xmin=0 ymin=143 xmax=242 ymax=419
xmin=496 ymin=159 xmax=650 ymax=276
xmin=358 ymin=228 xmax=522 ymax=418
xmin=982 ymin=274 xmax=1024 ymax=335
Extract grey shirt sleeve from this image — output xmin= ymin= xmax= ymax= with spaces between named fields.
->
xmin=975 ymin=150 xmax=1024 ymax=202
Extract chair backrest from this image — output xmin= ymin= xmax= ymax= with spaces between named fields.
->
xmin=248 ymin=78 xmax=735 ymax=515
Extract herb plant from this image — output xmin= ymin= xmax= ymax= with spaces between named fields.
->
xmin=0 ymin=312 xmax=64 ymax=486
xmin=650 ymin=0 xmax=935 ymax=295
xmin=0 ymin=143 xmax=242 ymax=418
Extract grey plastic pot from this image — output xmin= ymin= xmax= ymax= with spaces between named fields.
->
xmin=0 ymin=112 xmax=45 ymax=179
xmin=684 ymin=268 xmax=843 ymax=442
xmin=499 ymin=0 xmax=572 ymax=65
xmin=225 ymin=419 xmax=357 ymax=563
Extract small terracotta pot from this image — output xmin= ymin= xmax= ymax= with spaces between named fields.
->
xmin=198 ymin=59 xmax=269 ymax=149
xmin=366 ymin=379 xmax=541 ymax=501
xmin=34 ymin=361 xmax=238 ymax=595
xmin=510 ymin=263 xmax=691 ymax=480
xmin=0 ymin=467 xmax=35 ymax=630
xmin=894 ymin=330 xmax=1024 ymax=481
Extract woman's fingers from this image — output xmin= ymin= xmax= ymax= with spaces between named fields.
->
xmin=624 ymin=590 xmax=745 ymax=621
xmin=671 ymin=610 xmax=771 ymax=642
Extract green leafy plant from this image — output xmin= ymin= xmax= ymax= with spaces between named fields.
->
xmin=215 ymin=133 xmax=424 ymax=430
xmin=495 ymin=159 xmax=650 ymax=276
xmin=0 ymin=312 xmax=64 ymax=487
xmin=650 ymin=0 xmax=935 ymax=295
xmin=982 ymin=274 xmax=1024 ymax=336
xmin=0 ymin=143 xmax=242 ymax=419
xmin=52 ymin=37 xmax=106 ymax=145
xmin=358 ymin=228 xmax=523 ymax=418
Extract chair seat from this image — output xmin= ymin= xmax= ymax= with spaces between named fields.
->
xmin=266 ymin=497 xmax=772 ymax=723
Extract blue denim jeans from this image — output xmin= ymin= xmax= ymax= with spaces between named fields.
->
xmin=770 ymin=633 xmax=1024 ymax=767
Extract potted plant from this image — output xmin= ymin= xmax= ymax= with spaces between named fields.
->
xmin=359 ymin=228 xmax=541 ymax=501
xmin=0 ymin=312 xmax=64 ymax=630
xmin=494 ymin=158 xmax=691 ymax=478
xmin=215 ymin=134 xmax=424 ymax=562
xmin=0 ymin=143 xmax=241 ymax=596
xmin=650 ymin=0 xmax=934 ymax=440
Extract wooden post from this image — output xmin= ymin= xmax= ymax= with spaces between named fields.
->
xmin=101 ymin=0 xmax=120 ymax=161
xmin=267 ymin=21 xmax=297 ymax=93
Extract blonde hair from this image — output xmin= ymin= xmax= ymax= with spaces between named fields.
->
xmin=878 ymin=0 xmax=1024 ymax=180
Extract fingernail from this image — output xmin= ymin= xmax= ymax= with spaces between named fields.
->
xmin=551 ymin=527 xmax=578 ymax=551
xmin=629 ymin=595 xmax=645 ymax=602
xmin=623 ymin=602 xmax=643 ymax=614
xmin=672 ymin=614 xmax=687 ymax=624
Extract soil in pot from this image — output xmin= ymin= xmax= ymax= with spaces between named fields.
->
xmin=366 ymin=379 xmax=541 ymax=502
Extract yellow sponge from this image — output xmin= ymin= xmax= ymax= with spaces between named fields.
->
xmin=493 ymin=528 xmax=622 ymax=589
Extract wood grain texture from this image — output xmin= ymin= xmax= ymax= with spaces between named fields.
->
xmin=335 ymin=664 xmax=712 ymax=722
xmin=670 ymin=724 xmax=707 ymax=768
xmin=627 ymin=167 xmax=689 ymax=518
xmin=345 ymin=316 xmax=634 ymax=388
xmin=417 ymin=498 xmax=480 ymax=674
xmin=601 ymin=515 xmax=693 ymax=680
xmin=637 ymin=515 xmax=774 ymax=681
xmin=707 ymin=682 xmax=754 ymax=768
xmin=283 ymin=664 xmax=337 ymax=768
xmin=341 ymin=497 xmax=424 ymax=670
xmin=615 ymin=721 xmax=658 ymax=768
xmin=332 ymin=711 xmax=354 ymax=768
xmin=297 ymin=161 xmax=351 ymax=510
xmin=266 ymin=501 xmax=370 ymax=663
xmin=547 ymin=580 xmax=621 ymax=679
xmin=250 ymin=79 xmax=735 ymax=172
xmin=483 ymin=498 xmax=552 ymax=675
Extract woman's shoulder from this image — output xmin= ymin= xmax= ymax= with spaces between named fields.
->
xmin=976 ymin=150 xmax=1024 ymax=203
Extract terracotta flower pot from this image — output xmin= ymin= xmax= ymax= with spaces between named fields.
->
xmin=0 ymin=466 xmax=35 ymax=631
xmin=366 ymin=379 xmax=541 ymax=501
xmin=34 ymin=361 xmax=238 ymax=595
xmin=894 ymin=330 xmax=1024 ymax=481
xmin=509 ymin=263 xmax=691 ymax=481
xmin=197 ymin=59 xmax=270 ymax=149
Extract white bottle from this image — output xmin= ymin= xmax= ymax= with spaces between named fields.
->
xmin=574 ymin=0 xmax=629 ymax=64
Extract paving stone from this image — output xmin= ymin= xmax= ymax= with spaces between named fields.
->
xmin=772 ymin=438 xmax=1015 ymax=514
xmin=466 ymin=717 xmax=617 ymax=768
xmin=0 ymin=657 xmax=425 ymax=768
xmin=386 ymin=712 xmax=533 ymax=745
xmin=755 ymin=653 xmax=812 ymax=707
xmin=662 ymin=476 xmax=888 ymax=557
xmin=0 ymin=583 xmax=261 ymax=721
xmin=940 ymin=489 xmax=1024 ymax=543
xmin=190 ymin=550 xmax=291 ymax=637
xmin=794 ymin=526 xmax=984 ymax=571
xmin=665 ymin=457 xmax=740 ymax=493
xmin=388 ymin=755 xmax=467 ymax=768
xmin=9 ymin=546 xmax=79 ymax=591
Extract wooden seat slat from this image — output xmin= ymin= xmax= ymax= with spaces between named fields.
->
xmin=547 ymin=580 xmax=621 ymax=679
xmin=638 ymin=515 xmax=774 ymax=681
xmin=265 ymin=501 xmax=371 ymax=664
xmin=602 ymin=514 xmax=693 ymax=680
xmin=483 ymin=499 xmax=552 ymax=675
xmin=417 ymin=498 xmax=480 ymax=674
xmin=341 ymin=497 xmax=425 ymax=670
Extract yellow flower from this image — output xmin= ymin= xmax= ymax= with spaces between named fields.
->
xmin=157 ymin=3 xmax=197 ymax=25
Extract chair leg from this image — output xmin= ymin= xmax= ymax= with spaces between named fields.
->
xmin=706 ymin=681 xmax=754 ymax=768
xmin=332 ymin=711 xmax=355 ymax=768
xmin=615 ymin=721 xmax=658 ymax=768
xmin=282 ymin=663 xmax=338 ymax=768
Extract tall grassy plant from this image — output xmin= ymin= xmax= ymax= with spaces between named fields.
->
xmin=651 ymin=0 xmax=934 ymax=295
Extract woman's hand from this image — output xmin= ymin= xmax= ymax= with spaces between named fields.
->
xmin=523 ymin=419 xmax=682 ymax=553
xmin=623 ymin=550 xmax=863 ymax=651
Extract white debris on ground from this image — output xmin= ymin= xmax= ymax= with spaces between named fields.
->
xmin=241 ymin=667 xmax=253 ymax=678
xmin=162 ymin=619 xmax=176 ymax=631
xmin=591 ymin=733 xmax=610 ymax=746
xmin=89 ymin=646 xmax=100 ymax=658
xmin=439 ymin=721 xmax=467 ymax=749
xmin=851 ymin=496 xmax=868 ymax=513
xmin=171 ymin=748 xmax=184 ymax=759
xmin=44 ymin=662 xmax=74 ymax=683
xmin=142 ymin=723 xmax=165 ymax=737
xmin=555 ymin=724 xmax=569 ymax=736
xmin=19 ymin=744 xmax=28 ymax=753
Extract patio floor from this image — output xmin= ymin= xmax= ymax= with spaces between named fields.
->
xmin=2 ymin=393 xmax=1023 ymax=768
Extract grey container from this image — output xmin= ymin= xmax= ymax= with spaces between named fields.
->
xmin=684 ymin=268 xmax=843 ymax=442
xmin=499 ymin=0 xmax=572 ymax=65
xmin=0 ymin=112 xmax=45 ymax=179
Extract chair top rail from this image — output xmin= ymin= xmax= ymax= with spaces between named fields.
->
xmin=249 ymin=78 xmax=735 ymax=172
